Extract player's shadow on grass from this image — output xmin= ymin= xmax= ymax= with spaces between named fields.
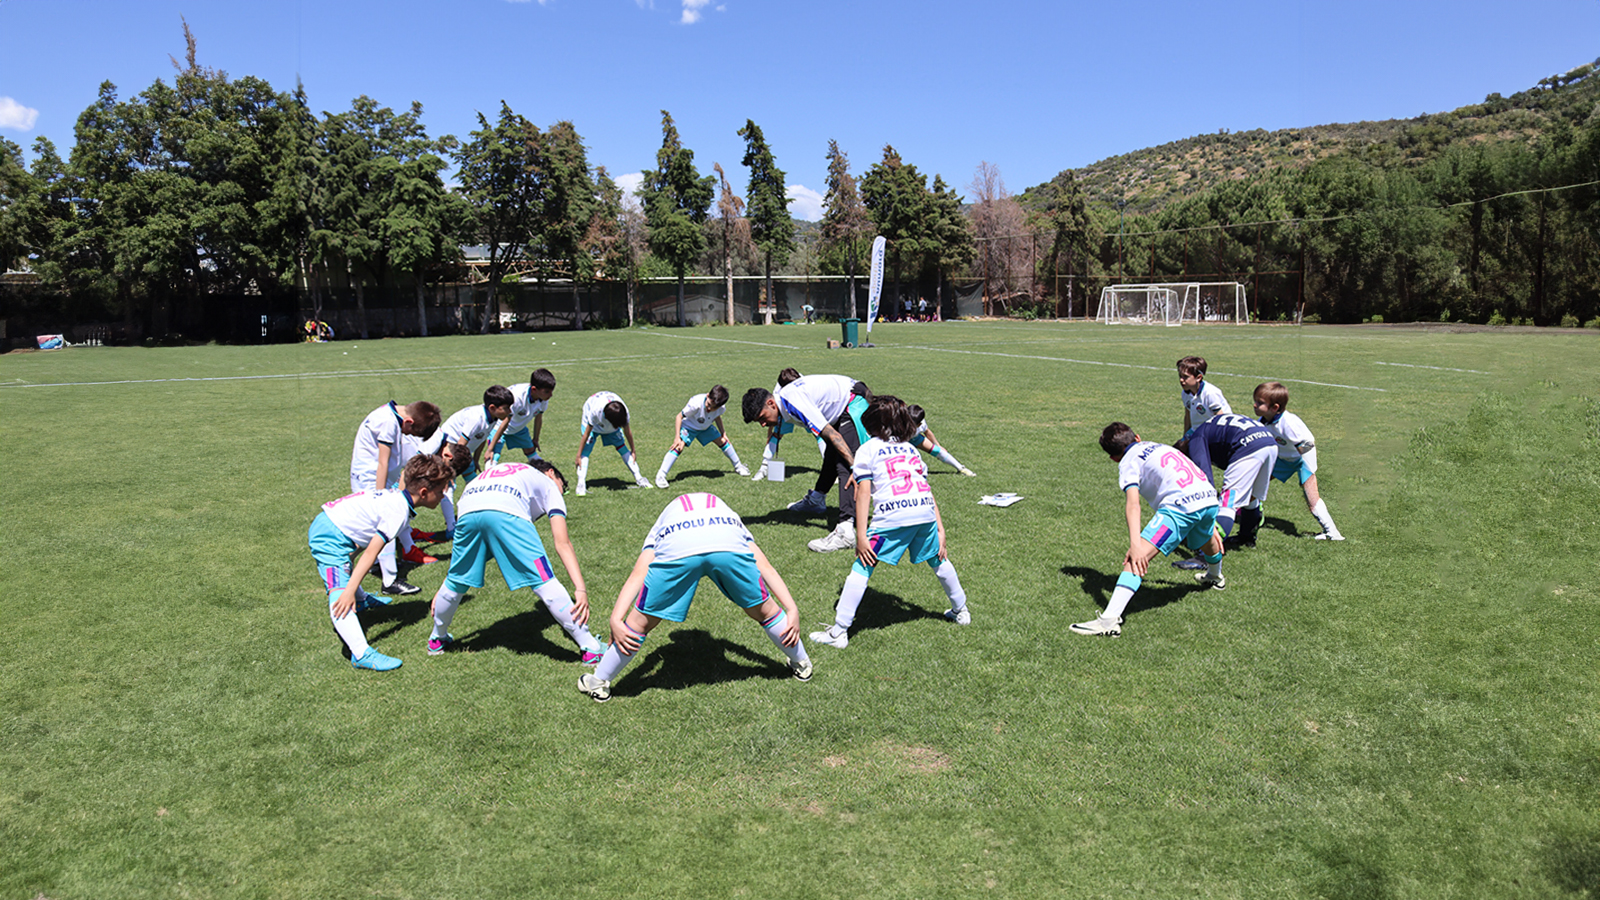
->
xmin=663 ymin=467 xmax=734 ymax=484
xmin=612 ymin=628 xmax=792 ymax=698
xmin=839 ymin=587 xmax=946 ymax=639
xmin=739 ymin=507 xmax=832 ymax=527
xmin=462 ymin=605 xmax=590 ymax=664
xmin=1262 ymin=515 xmax=1307 ymax=539
xmin=1059 ymin=565 xmax=1197 ymax=618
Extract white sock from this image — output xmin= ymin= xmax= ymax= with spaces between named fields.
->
xmin=329 ymin=598 xmax=371 ymax=657
xmin=934 ymin=559 xmax=967 ymax=613
xmin=721 ymin=443 xmax=743 ymax=468
xmin=834 ymin=569 xmax=870 ymax=629
xmin=594 ymin=627 xmax=645 ymax=682
xmin=658 ymin=449 xmax=679 ymax=478
xmin=1311 ymin=499 xmax=1341 ymax=535
xmin=624 ymin=451 xmax=647 ymax=481
xmin=932 ymin=446 xmax=965 ymax=470
xmin=1103 ymin=584 xmax=1136 ymax=622
xmin=576 ymin=456 xmax=589 ymax=485
xmin=377 ymin=541 xmax=398 ymax=584
xmin=534 ymin=581 xmax=603 ymax=653
xmin=440 ymin=493 xmax=456 ymax=534
xmin=758 ymin=609 xmax=809 ymax=664
xmin=430 ymin=584 xmax=464 ymax=640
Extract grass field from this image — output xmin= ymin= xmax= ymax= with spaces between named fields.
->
xmin=2 ymin=321 xmax=1597 ymax=899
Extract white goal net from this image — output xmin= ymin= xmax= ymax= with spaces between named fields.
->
xmin=1097 ymin=282 xmax=1250 ymax=325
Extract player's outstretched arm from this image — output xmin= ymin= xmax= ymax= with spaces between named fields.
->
xmin=623 ymin=423 xmax=637 ymax=455
xmin=337 ymin=535 xmax=386 ymax=619
xmin=817 ymin=424 xmax=853 ymax=464
xmin=484 ymin=417 xmax=510 ymax=468
xmin=547 ymin=515 xmax=588 ymax=627
xmin=853 ymin=480 xmax=877 ymax=569
xmin=751 ymin=545 xmax=801 ymax=647
xmin=609 ymin=550 xmax=654 ymax=655
xmin=670 ymin=414 xmax=686 ymax=452
xmin=1122 ymin=488 xmax=1153 ymax=576
xmin=574 ymin=427 xmax=592 ymax=469
xmin=530 ymin=412 xmax=543 ymax=455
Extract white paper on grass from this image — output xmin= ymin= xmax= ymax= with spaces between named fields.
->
xmin=978 ymin=493 xmax=1023 ymax=507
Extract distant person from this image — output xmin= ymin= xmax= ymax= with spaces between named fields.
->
xmin=574 ymin=390 xmax=652 ymax=494
xmin=1178 ymin=355 xmax=1232 ymax=433
xmin=349 ymin=399 xmax=442 ymax=595
xmin=485 ymin=368 xmax=557 ymax=465
xmin=654 ymin=385 xmax=750 ymax=488
xmin=1254 ymin=381 xmax=1344 ymax=541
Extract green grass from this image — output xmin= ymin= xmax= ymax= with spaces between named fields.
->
xmin=2 ymin=322 xmax=1597 ymax=899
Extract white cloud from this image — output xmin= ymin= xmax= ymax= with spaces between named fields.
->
xmin=786 ymin=184 xmax=824 ymax=222
xmin=0 ymin=97 xmax=39 ymax=131
xmin=613 ymin=171 xmax=646 ymax=213
xmin=680 ymin=0 xmax=711 ymax=23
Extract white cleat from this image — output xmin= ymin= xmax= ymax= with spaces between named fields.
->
xmin=734 ymin=463 xmax=750 ymax=477
xmin=958 ymin=467 xmax=977 ymax=477
xmin=944 ymin=607 xmax=972 ymax=625
xmin=1068 ymin=617 xmax=1122 ymax=637
xmin=577 ymin=673 xmax=611 ymax=702
xmin=575 ymin=481 xmax=587 ymax=496
xmin=1193 ymin=571 xmax=1227 ymax=591
xmin=654 ymin=472 xmax=669 ymax=489
xmin=789 ymin=657 xmax=814 ymax=681
xmin=809 ymin=627 xmax=849 ymax=648
xmin=635 ymin=477 xmax=655 ymax=489
xmin=1313 ymin=531 xmax=1345 ymax=541
xmin=807 ymin=522 xmax=856 ymax=552
xmin=751 ymin=465 xmax=768 ymax=482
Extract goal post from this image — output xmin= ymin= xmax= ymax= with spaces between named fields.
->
xmin=1097 ymin=282 xmax=1250 ymax=325
xmin=1177 ymin=282 xmax=1250 ymax=324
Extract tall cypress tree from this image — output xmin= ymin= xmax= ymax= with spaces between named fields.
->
xmin=639 ymin=110 xmax=714 ymax=325
xmin=738 ymin=120 xmax=793 ymax=322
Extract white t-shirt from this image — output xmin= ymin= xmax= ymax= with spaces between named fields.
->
xmin=505 ymin=382 xmax=550 ymax=433
xmin=457 ymin=461 xmax=566 ymax=523
xmin=1118 ymin=440 xmax=1219 ymax=513
xmin=774 ymin=375 xmax=857 ymax=436
xmin=322 ymin=488 xmax=414 ymax=547
xmin=1260 ymin=411 xmax=1316 ymax=464
xmin=580 ymin=391 xmax=627 ymax=437
xmin=680 ymin=393 xmax=725 ymax=433
xmin=425 ymin=404 xmax=497 ymax=455
xmin=852 ymin=437 xmax=937 ymax=530
xmin=350 ymin=402 xmax=404 ymax=490
xmin=1182 ymin=381 xmax=1232 ymax=425
xmin=640 ymin=492 xmax=754 ymax=562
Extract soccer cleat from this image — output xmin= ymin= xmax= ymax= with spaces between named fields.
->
xmin=383 ymin=580 xmax=421 ymax=596
xmin=959 ymin=467 xmax=977 ymax=477
xmin=580 ymin=645 xmax=607 ymax=666
xmin=577 ymin=673 xmax=612 ymax=703
xmin=787 ymin=490 xmax=827 ymax=514
xmin=751 ymin=464 xmax=768 ymax=481
xmin=790 ymin=657 xmax=814 ymax=682
xmin=351 ymin=647 xmax=403 ymax=671
xmin=574 ymin=481 xmax=587 ymax=496
xmin=944 ymin=607 xmax=972 ymax=625
xmin=634 ymin=476 xmax=655 ymax=489
xmin=1193 ymin=571 xmax=1227 ymax=590
xmin=426 ymin=634 xmax=455 ymax=656
xmin=808 ymin=521 xmax=856 ymax=553
xmin=1068 ymin=617 xmax=1122 ymax=637
xmin=734 ymin=463 xmax=750 ymax=477
xmin=654 ymin=472 xmax=670 ymax=489
xmin=1221 ymin=536 xmax=1254 ymax=550
xmin=411 ymin=528 xmax=446 ymax=542
xmin=355 ymin=593 xmax=393 ymax=612
xmin=809 ymin=627 xmax=849 ymax=648
xmin=401 ymin=546 xmax=439 ymax=565
xmin=1313 ymin=531 xmax=1345 ymax=541
xmin=1172 ymin=558 xmax=1207 ymax=571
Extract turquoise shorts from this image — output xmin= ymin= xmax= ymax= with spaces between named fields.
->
xmin=308 ymin=513 xmax=360 ymax=601
xmin=1141 ymin=506 xmax=1220 ymax=555
xmin=497 ymin=426 xmax=535 ymax=453
xmin=1271 ymin=456 xmax=1315 ymax=485
xmin=444 ymin=510 xmax=556 ymax=593
xmin=859 ymin=521 xmax=941 ymax=573
xmin=680 ymin=426 xmax=721 ymax=446
xmin=582 ymin=430 xmax=627 ymax=454
xmin=632 ymin=551 xmax=766 ymax=623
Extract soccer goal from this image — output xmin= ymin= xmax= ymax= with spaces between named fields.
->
xmin=1096 ymin=284 xmax=1183 ymax=326
xmin=1177 ymin=282 xmax=1250 ymax=324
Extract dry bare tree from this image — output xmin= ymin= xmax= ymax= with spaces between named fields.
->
xmin=968 ymin=161 xmax=1033 ymax=314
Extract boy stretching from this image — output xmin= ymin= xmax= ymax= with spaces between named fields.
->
xmin=485 ymin=368 xmax=557 ymax=465
xmin=577 ymin=492 xmax=813 ymax=702
xmin=751 ymin=368 xmax=827 ymax=480
xmin=1178 ymin=355 xmax=1231 ymax=432
xmin=424 ymin=459 xmax=606 ymax=663
xmin=1070 ymin=423 xmax=1226 ymax=637
xmin=1176 ymin=412 xmax=1278 ymax=548
xmin=907 ymin=403 xmax=976 ymax=476
xmin=308 ymin=454 xmax=454 ymax=670
xmin=655 ymin=385 xmax=750 ymax=488
xmin=350 ymin=400 xmax=442 ymax=594
xmin=1253 ymin=381 xmax=1344 ymax=541
xmin=414 ymin=386 xmax=515 ymax=542
xmin=574 ymin=390 xmax=651 ymax=494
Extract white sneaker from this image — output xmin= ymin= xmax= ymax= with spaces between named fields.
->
xmin=808 ymin=522 xmax=856 ymax=552
xmin=751 ymin=464 xmax=768 ymax=482
xmin=1313 ymin=531 xmax=1345 ymax=541
xmin=1069 ymin=617 xmax=1122 ymax=637
xmin=788 ymin=490 xmax=827 ymax=514
xmin=575 ymin=481 xmax=587 ymax=496
xmin=654 ymin=472 xmax=669 ymax=489
xmin=790 ymin=657 xmax=814 ymax=681
xmin=635 ymin=476 xmax=655 ymax=489
xmin=1194 ymin=571 xmax=1227 ymax=590
xmin=959 ymin=467 xmax=977 ymax=477
xmin=944 ymin=607 xmax=972 ymax=625
xmin=577 ymin=673 xmax=611 ymax=702
xmin=734 ymin=463 xmax=750 ymax=477
xmin=809 ymin=627 xmax=849 ymax=648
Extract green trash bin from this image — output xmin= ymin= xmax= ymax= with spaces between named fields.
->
xmin=840 ymin=318 xmax=860 ymax=348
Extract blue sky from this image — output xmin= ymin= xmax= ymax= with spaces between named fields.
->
xmin=2 ymin=0 xmax=1597 ymax=219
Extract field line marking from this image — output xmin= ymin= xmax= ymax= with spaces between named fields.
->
xmin=640 ymin=331 xmax=801 ymax=350
xmin=1375 ymin=361 xmax=1487 ymax=375
xmin=897 ymin=345 xmax=1387 ymax=392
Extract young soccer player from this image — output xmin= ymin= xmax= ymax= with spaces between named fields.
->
xmin=308 ymin=454 xmax=455 ymax=670
xmin=485 ymin=368 xmax=557 ymax=465
xmin=809 ymin=396 xmax=970 ymax=650
xmin=576 ymin=492 xmax=813 ymax=702
xmin=654 ymin=385 xmax=750 ymax=488
xmin=741 ymin=374 xmax=871 ymax=552
xmin=411 ymin=387 xmax=515 ymax=543
xmin=350 ymin=400 xmax=442 ymax=594
xmin=574 ymin=390 xmax=651 ymax=495
xmin=750 ymin=368 xmax=828 ymax=481
xmin=1178 ymin=356 xmax=1232 ymax=432
xmin=1253 ymin=381 xmax=1345 ymax=541
xmin=907 ymin=404 xmax=976 ymax=477
xmin=1176 ymin=412 xmax=1279 ymax=548
xmin=1069 ymin=423 xmax=1226 ymax=638
xmin=424 ymin=458 xmax=607 ymax=663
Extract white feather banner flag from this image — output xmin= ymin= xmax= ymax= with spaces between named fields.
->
xmin=866 ymin=235 xmax=886 ymax=333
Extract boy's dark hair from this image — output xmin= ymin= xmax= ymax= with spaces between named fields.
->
xmin=1099 ymin=422 xmax=1139 ymax=458
xmin=863 ymin=395 xmax=916 ymax=442
xmin=530 ymin=458 xmax=568 ymax=493
xmin=707 ymin=385 xmax=730 ymax=409
xmin=440 ymin=442 xmax=473 ymax=476
xmin=602 ymin=400 xmax=628 ymax=428
xmin=530 ymin=368 xmax=556 ymax=392
xmin=907 ymin=404 xmax=927 ymax=426
xmin=483 ymin=385 xmax=514 ymax=409
xmin=1255 ymin=381 xmax=1290 ymax=410
xmin=404 ymin=401 xmax=443 ymax=440
xmin=742 ymin=388 xmax=772 ymax=423
xmin=777 ymin=368 xmax=801 ymax=387
xmin=1177 ymin=356 xmax=1207 ymax=378
xmin=403 ymin=453 xmax=454 ymax=490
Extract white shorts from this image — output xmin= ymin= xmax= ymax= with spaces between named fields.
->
xmin=1218 ymin=445 xmax=1277 ymax=512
